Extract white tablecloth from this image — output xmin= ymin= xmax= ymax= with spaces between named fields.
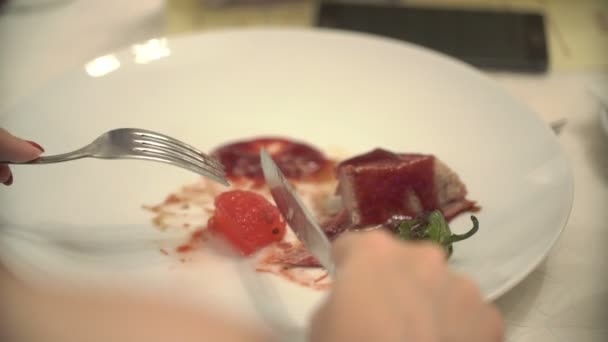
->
xmin=1 ymin=1 xmax=607 ymax=341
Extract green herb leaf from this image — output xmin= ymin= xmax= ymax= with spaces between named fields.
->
xmin=445 ymin=216 xmax=479 ymax=244
xmin=397 ymin=220 xmax=414 ymax=240
xmin=426 ymin=210 xmax=451 ymax=245
xmin=390 ymin=210 xmax=479 ymax=257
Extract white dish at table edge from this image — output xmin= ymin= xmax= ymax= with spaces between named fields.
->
xmin=0 ymin=28 xmax=574 ymax=328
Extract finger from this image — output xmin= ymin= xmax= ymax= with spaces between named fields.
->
xmin=447 ymin=303 xmax=504 ymax=342
xmin=475 ymin=305 xmax=505 ymax=342
xmin=448 ymin=273 xmax=483 ymax=306
xmin=439 ymin=273 xmax=501 ymax=342
xmin=331 ymin=229 xmax=395 ymax=268
xmin=0 ymin=128 xmax=43 ymax=162
xmin=1 ymin=164 xmax=11 ymax=184
xmin=402 ymin=243 xmax=448 ymax=291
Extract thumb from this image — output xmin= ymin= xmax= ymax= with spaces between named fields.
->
xmin=331 ymin=229 xmax=396 ymax=268
xmin=0 ymin=128 xmax=44 ymax=163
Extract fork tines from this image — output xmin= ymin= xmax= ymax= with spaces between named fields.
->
xmin=130 ymin=129 xmax=228 ymax=186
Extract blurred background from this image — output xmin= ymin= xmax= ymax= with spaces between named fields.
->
xmin=0 ymin=0 xmax=606 ymax=114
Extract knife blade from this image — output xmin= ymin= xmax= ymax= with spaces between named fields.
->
xmin=260 ymin=148 xmax=335 ymax=276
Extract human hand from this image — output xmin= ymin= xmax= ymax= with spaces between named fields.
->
xmin=0 ymin=128 xmax=44 ymax=185
xmin=311 ymin=230 xmax=504 ymax=342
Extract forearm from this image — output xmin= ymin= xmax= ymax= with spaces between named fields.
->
xmin=1 ymin=269 xmax=272 ymax=342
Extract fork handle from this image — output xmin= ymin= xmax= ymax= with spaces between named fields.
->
xmin=3 ymin=147 xmax=91 ymax=164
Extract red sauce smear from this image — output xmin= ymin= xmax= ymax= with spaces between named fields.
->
xmin=212 ymin=137 xmax=334 ymax=184
xmin=260 ymin=241 xmax=322 ymax=268
xmin=256 ymin=241 xmax=331 ymax=290
xmin=176 ymin=228 xmax=209 ymax=253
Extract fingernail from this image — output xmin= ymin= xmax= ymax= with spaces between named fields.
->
xmin=26 ymin=141 xmax=45 ymax=153
xmin=3 ymin=173 xmax=13 ymax=186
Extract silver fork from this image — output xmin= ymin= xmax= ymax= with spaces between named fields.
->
xmin=3 ymin=128 xmax=229 ymax=186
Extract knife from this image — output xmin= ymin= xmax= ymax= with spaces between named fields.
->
xmin=260 ymin=148 xmax=335 ymax=276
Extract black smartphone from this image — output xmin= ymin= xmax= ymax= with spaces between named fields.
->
xmin=316 ymin=2 xmax=548 ymax=72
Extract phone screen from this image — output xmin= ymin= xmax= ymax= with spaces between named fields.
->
xmin=316 ymin=3 xmax=548 ymax=72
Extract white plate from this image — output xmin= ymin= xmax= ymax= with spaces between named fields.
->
xmin=0 ymin=28 xmax=573 ymax=329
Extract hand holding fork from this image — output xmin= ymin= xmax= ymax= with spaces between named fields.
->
xmin=1 ymin=128 xmax=228 ymax=186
